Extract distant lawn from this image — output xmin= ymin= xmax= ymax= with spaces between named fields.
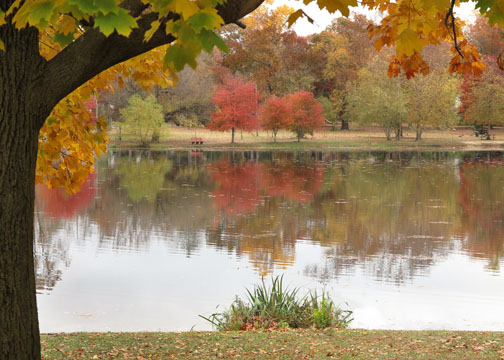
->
xmin=108 ymin=125 xmax=504 ymax=152
xmin=41 ymin=329 xmax=504 ymax=359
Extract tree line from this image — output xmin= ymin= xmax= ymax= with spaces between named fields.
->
xmin=110 ymin=8 xmax=504 ymax=145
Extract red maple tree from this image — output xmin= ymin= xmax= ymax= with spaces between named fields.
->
xmin=284 ymin=91 xmax=325 ymax=142
xmin=260 ymin=96 xmax=292 ymax=142
xmin=208 ymin=74 xmax=261 ymax=143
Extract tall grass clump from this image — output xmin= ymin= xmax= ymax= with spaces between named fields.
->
xmin=200 ymin=276 xmax=352 ymax=331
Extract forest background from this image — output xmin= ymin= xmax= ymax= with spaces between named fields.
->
xmin=102 ymin=3 xmax=504 ymax=146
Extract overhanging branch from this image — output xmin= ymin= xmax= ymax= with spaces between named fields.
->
xmin=38 ymin=0 xmax=264 ymax=124
xmin=445 ymin=0 xmax=463 ymax=58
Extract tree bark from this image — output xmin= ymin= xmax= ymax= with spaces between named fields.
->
xmin=231 ymin=127 xmax=235 ymax=143
xmin=384 ymin=127 xmax=391 ymax=141
xmin=0 ymin=23 xmax=47 ymax=360
xmin=273 ymin=129 xmax=277 ymax=143
xmin=415 ymin=127 xmax=422 ymax=141
xmin=341 ymin=119 xmax=349 ymax=130
xmin=395 ymin=125 xmax=401 ymax=140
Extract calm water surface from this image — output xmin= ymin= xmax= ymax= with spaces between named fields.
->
xmin=35 ymin=150 xmax=504 ymax=331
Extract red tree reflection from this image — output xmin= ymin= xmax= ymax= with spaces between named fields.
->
xmin=207 ymin=159 xmax=261 ymax=215
xmin=36 ymin=171 xmax=97 ymax=219
xmin=458 ymin=158 xmax=504 ymax=269
xmin=260 ymin=160 xmax=325 ymax=203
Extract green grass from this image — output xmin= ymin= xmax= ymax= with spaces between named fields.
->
xmin=200 ymin=276 xmax=352 ymax=331
xmin=41 ymin=329 xmax=504 ymax=359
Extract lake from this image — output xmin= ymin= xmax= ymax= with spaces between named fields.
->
xmin=35 ymin=150 xmax=504 ymax=332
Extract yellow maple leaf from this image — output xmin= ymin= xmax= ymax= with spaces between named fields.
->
xmin=396 ymin=28 xmax=424 ymax=56
xmin=175 ymin=0 xmax=200 ymax=19
xmin=313 ymin=0 xmax=357 ymax=17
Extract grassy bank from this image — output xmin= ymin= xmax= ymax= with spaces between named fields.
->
xmin=109 ymin=125 xmax=504 ymax=152
xmin=41 ymin=329 xmax=504 ymax=359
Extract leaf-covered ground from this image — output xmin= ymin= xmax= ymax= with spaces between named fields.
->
xmin=110 ymin=126 xmax=504 ymax=152
xmin=42 ymin=329 xmax=504 ymax=359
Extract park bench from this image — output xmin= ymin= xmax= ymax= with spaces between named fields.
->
xmin=475 ymin=127 xmax=493 ymax=139
xmin=190 ymin=137 xmax=203 ymax=145
xmin=475 ymin=128 xmax=488 ymax=136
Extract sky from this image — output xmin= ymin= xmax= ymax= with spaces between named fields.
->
xmin=271 ymin=0 xmax=479 ymax=36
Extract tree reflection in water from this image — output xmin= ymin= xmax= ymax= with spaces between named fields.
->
xmin=34 ymin=150 xmax=504 ymax=291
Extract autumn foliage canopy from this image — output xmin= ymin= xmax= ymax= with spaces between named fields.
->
xmin=285 ymin=91 xmax=325 ymax=141
xmin=208 ymin=74 xmax=261 ymax=143
xmin=260 ymin=96 xmax=292 ymax=142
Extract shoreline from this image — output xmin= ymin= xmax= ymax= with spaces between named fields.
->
xmin=41 ymin=329 xmax=504 ymax=359
xmin=108 ymin=127 xmax=504 ymax=152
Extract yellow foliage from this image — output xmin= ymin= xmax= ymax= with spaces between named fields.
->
xmin=36 ymin=17 xmax=172 ymax=194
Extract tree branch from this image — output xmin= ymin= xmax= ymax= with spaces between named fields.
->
xmin=445 ymin=0 xmax=463 ymax=58
xmin=38 ymin=0 xmax=264 ymax=124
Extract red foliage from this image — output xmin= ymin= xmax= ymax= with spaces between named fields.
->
xmin=458 ymin=73 xmax=477 ymax=123
xmin=260 ymin=159 xmax=325 ymax=203
xmin=458 ymin=55 xmax=504 ymax=124
xmin=466 ymin=15 xmax=504 ymax=57
xmin=208 ymin=74 xmax=261 ymax=142
xmin=84 ymin=96 xmax=98 ymax=124
xmin=36 ymin=171 xmax=97 ymax=219
xmin=284 ymin=91 xmax=325 ymax=140
xmin=260 ymin=96 xmax=292 ymax=139
xmin=207 ymin=159 xmax=261 ymax=215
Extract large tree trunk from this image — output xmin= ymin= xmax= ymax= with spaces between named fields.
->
xmin=415 ymin=127 xmax=422 ymax=141
xmin=395 ymin=125 xmax=402 ymax=140
xmin=341 ymin=119 xmax=349 ymax=130
xmin=384 ymin=127 xmax=391 ymax=141
xmin=0 ymin=23 xmax=46 ymax=360
xmin=231 ymin=127 xmax=235 ymax=144
xmin=0 ymin=113 xmax=41 ymax=360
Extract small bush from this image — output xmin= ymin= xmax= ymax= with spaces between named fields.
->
xmin=120 ymin=94 xmax=164 ymax=146
xmin=200 ymin=276 xmax=352 ymax=331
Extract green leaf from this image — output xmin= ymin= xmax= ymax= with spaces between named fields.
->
xmin=474 ymin=0 xmax=494 ymax=13
xmin=198 ymin=29 xmax=228 ymax=53
xmin=97 ymin=0 xmax=120 ymax=14
xmin=189 ymin=9 xmax=223 ymax=32
xmin=27 ymin=0 xmax=55 ymax=27
xmin=94 ymin=8 xmax=137 ymax=36
xmin=486 ymin=6 xmax=504 ymax=26
xmin=164 ymin=43 xmax=198 ymax=71
xmin=53 ymin=32 xmax=75 ymax=47
xmin=69 ymin=0 xmax=99 ymax=13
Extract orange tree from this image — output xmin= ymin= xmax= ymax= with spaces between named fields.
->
xmin=0 ymin=0 xmax=502 ymax=358
xmin=260 ymin=95 xmax=292 ymax=142
xmin=285 ymin=91 xmax=325 ymax=141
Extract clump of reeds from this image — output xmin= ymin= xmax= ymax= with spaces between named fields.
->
xmin=200 ymin=275 xmax=353 ymax=331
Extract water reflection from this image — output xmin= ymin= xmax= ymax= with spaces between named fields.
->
xmin=34 ymin=150 xmax=504 ymax=330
